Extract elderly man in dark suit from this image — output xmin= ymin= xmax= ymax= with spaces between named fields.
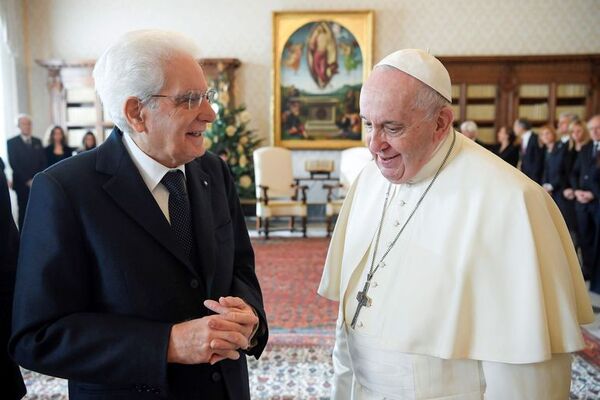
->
xmin=10 ymin=30 xmax=267 ymax=400
xmin=0 ymin=158 xmax=26 ymax=399
xmin=6 ymin=114 xmax=46 ymax=228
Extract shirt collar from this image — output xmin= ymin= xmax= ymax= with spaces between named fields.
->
xmin=122 ymin=131 xmax=185 ymax=192
xmin=407 ymin=128 xmax=455 ymax=184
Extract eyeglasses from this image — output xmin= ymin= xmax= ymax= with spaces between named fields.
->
xmin=148 ymin=89 xmax=217 ymax=110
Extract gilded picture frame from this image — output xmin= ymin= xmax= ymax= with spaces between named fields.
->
xmin=272 ymin=10 xmax=374 ymax=149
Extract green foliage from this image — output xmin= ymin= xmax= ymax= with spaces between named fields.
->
xmin=204 ymin=102 xmax=262 ymax=199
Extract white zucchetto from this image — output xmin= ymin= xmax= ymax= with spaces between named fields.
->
xmin=375 ymin=49 xmax=452 ymax=102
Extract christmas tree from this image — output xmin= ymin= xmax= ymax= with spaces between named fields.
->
xmin=203 ymin=64 xmax=261 ymax=199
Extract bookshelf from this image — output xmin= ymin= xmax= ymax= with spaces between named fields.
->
xmin=37 ymin=58 xmax=241 ymax=147
xmin=440 ymin=54 xmax=600 ymax=144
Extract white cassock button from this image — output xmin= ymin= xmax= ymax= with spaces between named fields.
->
xmin=393 ymin=220 xmax=400 ymax=227
xmin=372 ymin=281 xmax=378 ymax=288
xmin=357 ymin=321 xmax=364 ymax=328
xmin=399 ymin=200 xmax=406 ymax=206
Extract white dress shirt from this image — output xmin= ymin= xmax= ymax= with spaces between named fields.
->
xmin=520 ymin=130 xmax=532 ymax=153
xmin=121 ymin=131 xmax=185 ymax=224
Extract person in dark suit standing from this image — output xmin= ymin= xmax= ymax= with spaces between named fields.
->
xmin=569 ymin=115 xmax=600 ymax=280
xmin=0 ymin=157 xmax=26 ymax=399
xmin=6 ymin=114 xmax=46 ymax=228
xmin=10 ymin=30 xmax=268 ymax=400
xmin=514 ymin=118 xmax=544 ymax=183
xmin=539 ymin=125 xmax=577 ymax=233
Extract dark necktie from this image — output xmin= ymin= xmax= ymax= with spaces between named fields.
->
xmin=161 ymin=170 xmax=193 ymax=259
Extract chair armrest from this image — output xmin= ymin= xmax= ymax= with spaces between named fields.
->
xmin=258 ymin=185 xmax=270 ymax=205
xmin=291 ymin=183 xmax=309 ymax=204
xmin=322 ymin=183 xmax=343 ymax=202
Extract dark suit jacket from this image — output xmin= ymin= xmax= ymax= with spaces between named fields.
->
xmin=0 ymin=159 xmax=26 ymax=399
xmin=542 ymin=145 xmax=569 ymax=193
xmin=44 ymin=145 xmax=75 ymax=167
xmin=9 ymin=129 xmax=268 ymax=399
xmin=6 ymin=136 xmax=46 ymax=196
xmin=495 ymin=144 xmax=520 ymax=167
xmin=570 ymin=142 xmax=600 ymax=196
xmin=520 ymin=132 xmax=544 ymax=183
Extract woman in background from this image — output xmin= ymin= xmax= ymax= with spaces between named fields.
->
xmin=494 ymin=126 xmax=519 ymax=167
xmin=563 ymin=120 xmax=592 ymax=271
xmin=78 ymin=131 xmax=97 ymax=153
xmin=44 ymin=126 xmax=74 ymax=167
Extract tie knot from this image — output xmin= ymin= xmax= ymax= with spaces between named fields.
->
xmin=161 ymin=170 xmax=187 ymax=197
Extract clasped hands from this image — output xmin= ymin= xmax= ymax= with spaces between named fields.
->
xmin=563 ymin=188 xmax=594 ymax=203
xmin=167 ymin=296 xmax=259 ymax=365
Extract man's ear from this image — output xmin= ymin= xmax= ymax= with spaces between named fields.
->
xmin=124 ymin=97 xmax=146 ymax=133
xmin=435 ymin=105 xmax=454 ymax=140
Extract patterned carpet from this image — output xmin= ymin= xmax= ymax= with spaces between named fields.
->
xmin=253 ymin=237 xmax=337 ymax=335
xmin=18 ymin=237 xmax=600 ymax=399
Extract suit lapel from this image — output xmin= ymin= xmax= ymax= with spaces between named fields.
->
xmin=97 ymin=129 xmax=197 ymax=276
xmin=186 ymin=160 xmax=216 ymax=295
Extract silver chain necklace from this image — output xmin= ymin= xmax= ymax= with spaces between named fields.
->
xmin=350 ymin=131 xmax=456 ymax=329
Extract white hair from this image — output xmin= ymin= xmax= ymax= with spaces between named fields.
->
xmin=460 ymin=120 xmax=478 ymax=133
xmin=15 ymin=113 xmax=31 ymax=127
xmin=413 ymin=84 xmax=450 ymax=118
xmin=93 ymin=30 xmax=200 ymax=134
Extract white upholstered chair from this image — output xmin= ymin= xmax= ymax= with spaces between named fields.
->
xmin=323 ymin=147 xmax=373 ymax=236
xmin=254 ymin=147 xmax=308 ymax=239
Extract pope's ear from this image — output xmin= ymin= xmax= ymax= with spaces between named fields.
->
xmin=435 ymin=105 xmax=454 ymax=138
xmin=124 ymin=97 xmax=146 ymax=133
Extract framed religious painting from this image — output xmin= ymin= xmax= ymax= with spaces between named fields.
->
xmin=272 ymin=10 xmax=374 ymax=149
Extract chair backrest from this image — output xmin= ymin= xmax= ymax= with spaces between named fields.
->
xmin=254 ymin=146 xmax=296 ymax=198
xmin=339 ymin=147 xmax=372 ymax=192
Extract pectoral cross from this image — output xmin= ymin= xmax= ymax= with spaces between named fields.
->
xmin=350 ymin=279 xmax=373 ymax=329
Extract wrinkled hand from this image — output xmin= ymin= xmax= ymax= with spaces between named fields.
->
xmin=167 ymin=315 xmax=249 ymax=365
xmin=204 ymin=297 xmax=258 ymax=340
xmin=204 ymin=297 xmax=259 ymax=364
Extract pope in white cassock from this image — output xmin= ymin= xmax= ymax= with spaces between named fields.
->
xmin=318 ymin=49 xmax=594 ymax=399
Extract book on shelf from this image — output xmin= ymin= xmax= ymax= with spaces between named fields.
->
xmin=555 ymin=105 xmax=586 ymax=119
xmin=518 ymin=103 xmax=549 ymax=120
xmin=466 ymin=104 xmax=495 ymax=120
xmin=478 ymin=127 xmax=496 ymax=143
xmin=557 ymin=84 xmax=586 ymax=98
xmin=467 ymin=84 xmax=497 ymax=98
xmin=451 ymin=85 xmax=460 ymax=99
xmin=519 ymin=84 xmax=549 ymax=98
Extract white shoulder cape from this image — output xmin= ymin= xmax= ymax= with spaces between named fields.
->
xmin=318 ymin=133 xmax=594 ymax=363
